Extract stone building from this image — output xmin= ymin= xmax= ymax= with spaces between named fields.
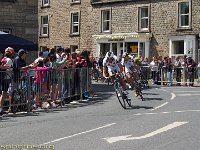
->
xmin=0 ymin=0 xmax=38 ymax=44
xmin=91 ymin=0 xmax=200 ymax=62
xmin=0 ymin=0 xmax=38 ymax=64
xmin=38 ymin=0 xmax=93 ymax=52
xmin=38 ymin=0 xmax=200 ymax=62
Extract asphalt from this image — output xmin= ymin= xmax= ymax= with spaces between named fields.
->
xmin=0 ymin=82 xmax=200 ymax=150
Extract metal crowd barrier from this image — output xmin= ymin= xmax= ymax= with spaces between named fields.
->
xmin=0 ymin=67 xmax=92 ymax=113
xmin=146 ymin=66 xmax=200 ymax=86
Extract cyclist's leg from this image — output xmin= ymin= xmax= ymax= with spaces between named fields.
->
xmin=126 ymin=72 xmax=134 ymax=87
xmin=108 ymin=70 xmax=115 ymax=84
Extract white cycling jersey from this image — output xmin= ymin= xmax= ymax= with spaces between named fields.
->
xmin=103 ymin=55 xmax=120 ymax=72
xmin=121 ymin=58 xmax=133 ymax=73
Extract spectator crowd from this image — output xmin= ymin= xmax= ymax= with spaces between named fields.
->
xmin=0 ymin=47 xmax=96 ymax=114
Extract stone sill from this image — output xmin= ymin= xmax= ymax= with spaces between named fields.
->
xmin=176 ymin=27 xmax=192 ymax=31
xmin=39 ymin=35 xmax=49 ymax=38
xmin=41 ymin=5 xmax=50 ymax=9
xmin=70 ymin=1 xmax=81 ymax=5
xmin=101 ymin=31 xmax=112 ymax=34
xmin=138 ymin=30 xmax=150 ymax=33
xmin=69 ymin=33 xmax=80 ymax=37
xmin=91 ymin=0 xmax=133 ymax=5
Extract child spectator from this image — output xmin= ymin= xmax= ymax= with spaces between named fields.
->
xmin=33 ymin=60 xmax=51 ymax=108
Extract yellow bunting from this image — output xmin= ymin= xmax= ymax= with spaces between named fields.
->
xmin=94 ymin=33 xmax=152 ymax=40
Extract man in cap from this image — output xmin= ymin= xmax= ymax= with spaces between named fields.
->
xmin=8 ymin=49 xmax=35 ymax=112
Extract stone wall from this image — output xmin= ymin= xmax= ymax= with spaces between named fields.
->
xmin=92 ymin=0 xmax=200 ymax=58
xmin=38 ymin=0 xmax=93 ymax=52
xmin=0 ymin=0 xmax=38 ymax=44
xmin=38 ymin=0 xmax=200 ymax=59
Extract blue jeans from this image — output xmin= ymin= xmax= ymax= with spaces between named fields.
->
xmin=167 ymin=71 xmax=172 ymax=85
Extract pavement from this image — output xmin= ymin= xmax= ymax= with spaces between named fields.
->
xmin=0 ymin=82 xmax=200 ymax=150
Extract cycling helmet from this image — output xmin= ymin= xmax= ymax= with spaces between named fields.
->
xmin=134 ymin=56 xmax=140 ymax=63
xmin=106 ymin=51 xmax=114 ymax=58
xmin=122 ymin=52 xmax=129 ymax=58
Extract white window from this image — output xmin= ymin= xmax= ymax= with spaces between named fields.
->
xmin=71 ymin=0 xmax=80 ymax=3
xmin=139 ymin=7 xmax=149 ymax=31
xmin=42 ymin=0 xmax=50 ymax=7
xmin=101 ymin=10 xmax=111 ymax=32
xmin=169 ymin=35 xmax=196 ymax=62
xmin=41 ymin=15 xmax=49 ymax=36
xmin=71 ymin=12 xmax=79 ymax=34
xmin=178 ymin=2 xmax=191 ymax=28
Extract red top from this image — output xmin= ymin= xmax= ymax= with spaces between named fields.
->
xmin=34 ymin=67 xmax=50 ymax=83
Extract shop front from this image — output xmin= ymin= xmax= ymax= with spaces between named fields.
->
xmin=93 ymin=33 xmax=152 ymax=59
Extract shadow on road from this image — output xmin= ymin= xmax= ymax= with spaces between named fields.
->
xmin=142 ymin=93 xmax=159 ymax=96
xmin=0 ymin=83 xmax=115 ymax=120
xmin=143 ymin=98 xmax=163 ymax=101
xmin=126 ymin=105 xmax=153 ymax=110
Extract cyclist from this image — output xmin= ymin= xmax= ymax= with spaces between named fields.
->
xmin=121 ymin=52 xmax=134 ymax=88
xmin=102 ymin=52 xmax=131 ymax=100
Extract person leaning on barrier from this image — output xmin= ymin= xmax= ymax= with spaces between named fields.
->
xmin=34 ymin=51 xmax=44 ymax=64
xmin=149 ymin=56 xmax=158 ymax=85
xmin=142 ymin=57 xmax=149 ymax=81
xmin=49 ymin=54 xmax=67 ymax=104
xmin=187 ymin=56 xmax=196 ymax=87
xmin=181 ymin=55 xmax=188 ymax=86
xmin=0 ymin=47 xmax=14 ymax=115
xmin=8 ymin=49 xmax=35 ymax=112
xmin=166 ymin=57 xmax=173 ymax=86
xmin=174 ymin=56 xmax=182 ymax=86
xmin=157 ymin=56 xmax=164 ymax=85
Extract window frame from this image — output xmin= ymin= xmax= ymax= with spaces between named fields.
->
xmin=169 ymin=35 xmax=196 ymax=62
xmin=178 ymin=1 xmax=191 ymax=28
xmin=70 ymin=45 xmax=79 ymax=53
xmin=138 ymin=6 xmax=150 ymax=32
xmin=71 ymin=0 xmax=81 ymax=4
xmin=70 ymin=11 xmax=80 ymax=35
xmin=41 ymin=0 xmax=50 ymax=7
xmin=101 ymin=9 xmax=111 ymax=33
xmin=40 ymin=15 xmax=49 ymax=37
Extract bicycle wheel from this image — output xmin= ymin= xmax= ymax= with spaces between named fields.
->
xmin=114 ymin=81 xmax=126 ymax=109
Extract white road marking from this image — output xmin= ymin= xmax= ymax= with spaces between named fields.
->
xmin=161 ymin=87 xmax=197 ymax=89
xmin=104 ymin=122 xmax=188 ymax=143
xmin=177 ymin=94 xmax=200 ymax=96
xmin=133 ymin=109 xmax=200 ymax=116
xmin=171 ymin=93 xmax=176 ymax=100
xmin=173 ymin=91 xmax=200 ymax=93
xmin=151 ymin=102 xmax=169 ymax=111
xmin=42 ymin=123 xmax=116 ymax=145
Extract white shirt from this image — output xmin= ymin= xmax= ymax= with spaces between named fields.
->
xmin=103 ymin=55 xmax=119 ymax=72
xmin=56 ymin=53 xmax=62 ymax=62
xmin=4 ymin=57 xmax=13 ymax=79
xmin=150 ymin=61 xmax=158 ymax=71
xmin=34 ymin=57 xmax=44 ymax=63
xmin=121 ymin=58 xmax=133 ymax=73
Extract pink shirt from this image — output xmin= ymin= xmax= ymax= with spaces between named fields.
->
xmin=35 ymin=67 xmax=50 ymax=83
